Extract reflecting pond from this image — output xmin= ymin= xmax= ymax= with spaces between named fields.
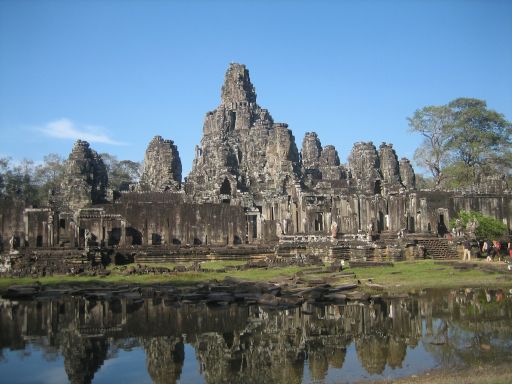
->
xmin=1 ymin=288 xmax=512 ymax=383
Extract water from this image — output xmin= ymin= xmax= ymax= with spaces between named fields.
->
xmin=1 ymin=288 xmax=511 ymax=383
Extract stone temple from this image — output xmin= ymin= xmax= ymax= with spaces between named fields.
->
xmin=2 ymin=63 xmax=511 ymax=267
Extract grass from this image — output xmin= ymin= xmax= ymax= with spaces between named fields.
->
xmin=345 ymin=259 xmax=512 ymax=292
xmin=368 ymin=363 xmax=512 ymax=384
xmin=0 ymin=262 xmax=302 ymax=292
xmin=1 ymin=259 xmax=511 ymax=293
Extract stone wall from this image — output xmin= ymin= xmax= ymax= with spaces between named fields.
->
xmin=103 ymin=192 xmax=248 ymax=246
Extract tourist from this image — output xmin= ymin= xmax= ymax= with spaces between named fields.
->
xmin=463 ymin=239 xmax=471 ymax=261
xmin=484 ymin=240 xmax=492 ymax=261
xmin=493 ymin=240 xmax=502 ymax=262
xmin=507 ymin=240 xmax=512 ymax=258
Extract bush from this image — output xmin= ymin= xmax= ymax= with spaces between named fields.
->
xmin=449 ymin=211 xmax=508 ymax=240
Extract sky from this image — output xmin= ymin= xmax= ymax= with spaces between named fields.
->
xmin=1 ymin=0 xmax=511 ymax=177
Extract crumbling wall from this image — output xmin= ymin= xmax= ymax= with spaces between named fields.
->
xmin=0 ymin=197 xmax=26 ymax=250
xmin=105 ymin=193 xmax=247 ymax=246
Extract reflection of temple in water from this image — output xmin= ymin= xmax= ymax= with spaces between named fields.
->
xmin=0 ymin=289 xmax=511 ymax=383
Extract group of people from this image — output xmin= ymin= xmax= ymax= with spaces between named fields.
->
xmin=462 ymin=239 xmax=512 ymax=262
xmin=482 ymin=239 xmax=512 ymax=262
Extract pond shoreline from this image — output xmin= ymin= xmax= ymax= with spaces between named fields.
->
xmin=2 ymin=260 xmax=512 ymax=304
xmin=368 ymin=363 xmax=512 ymax=384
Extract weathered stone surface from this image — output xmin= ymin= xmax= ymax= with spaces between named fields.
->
xmin=60 ymin=140 xmax=108 ymax=210
xmin=301 ymin=132 xmax=322 ymax=169
xmin=379 ymin=142 xmax=401 ymax=189
xmin=476 ymin=175 xmax=508 ymax=194
xmin=399 ymin=157 xmax=416 ymax=189
xmin=319 ymin=145 xmax=340 ymax=167
xmin=186 ymin=63 xmax=300 ymax=203
xmin=301 ymin=133 xmax=346 ymax=188
xmin=348 ymin=142 xmax=382 ymax=193
xmin=139 ymin=135 xmax=182 ymax=192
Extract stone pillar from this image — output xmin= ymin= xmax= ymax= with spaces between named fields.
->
xmin=42 ymin=221 xmax=48 ymax=247
xmin=143 ymin=220 xmax=149 ymax=245
xmin=75 ymin=225 xmax=80 ymax=247
xmin=228 ymin=222 xmax=234 ymax=245
xmin=23 ymin=211 xmax=29 ymax=245
xmin=120 ymin=220 xmax=126 ymax=246
xmin=248 ymin=219 xmax=254 ymax=243
xmin=48 ymin=221 xmax=54 ymax=247
xmin=257 ymin=214 xmax=262 ymax=240
xmin=99 ymin=216 xmax=104 ymax=245
xmin=104 ymin=222 xmax=109 ymax=246
xmin=420 ymin=198 xmax=428 ymax=232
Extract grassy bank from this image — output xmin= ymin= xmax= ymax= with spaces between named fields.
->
xmin=0 ymin=259 xmax=511 ymax=293
xmin=367 ymin=363 xmax=512 ymax=384
xmin=346 ymin=259 xmax=512 ymax=292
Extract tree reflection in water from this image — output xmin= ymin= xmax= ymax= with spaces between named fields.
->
xmin=0 ymin=288 xmax=511 ymax=383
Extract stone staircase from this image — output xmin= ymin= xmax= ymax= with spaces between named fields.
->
xmin=415 ymin=237 xmax=457 ymax=259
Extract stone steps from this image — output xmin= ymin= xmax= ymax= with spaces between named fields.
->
xmin=416 ymin=238 xmax=456 ymax=259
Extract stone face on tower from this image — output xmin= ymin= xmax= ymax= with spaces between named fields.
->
xmin=399 ymin=158 xmax=416 ymax=189
xmin=301 ymin=132 xmax=323 ymax=170
xmin=348 ymin=142 xmax=382 ymax=193
xmin=220 ymin=63 xmax=257 ymax=106
xmin=379 ymin=143 xmax=402 ymax=190
xmin=301 ymin=133 xmax=346 ymax=188
xmin=139 ymin=136 xmax=182 ymax=192
xmin=60 ymin=140 xmax=108 ymax=210
xmin=186 ymin=63 xmax=300 ymax=203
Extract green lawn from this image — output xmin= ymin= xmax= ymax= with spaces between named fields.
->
xmin=345 ymin=259 xmax=512 ymax=291
xmin=1 ymin=259 xmax=511 ymax=293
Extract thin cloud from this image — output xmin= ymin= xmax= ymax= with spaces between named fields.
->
xmin=39 ymin=118 xmax=125 ymax=145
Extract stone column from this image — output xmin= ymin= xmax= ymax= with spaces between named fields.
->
xmin=75 ymin=225 xmax=80 ymax=247
xmin=99 ymin=216 xmax=104 ymax=244
xmin=48 ymin=221 xmax=54 ymax=247
xmin=256 ymin=214 xmax=262 ymax=240
xmin=42 ymin=221 xmax=48 ymax=247
xmin=228 ymin=222 xmax=234 ymax=245
xmin=23 ymin=211 xmax=29 ymax=245
xmin=247 ymin=219 xmax=254 ymax=243
xmin=120 ymin=220 xmax=126 ymax=246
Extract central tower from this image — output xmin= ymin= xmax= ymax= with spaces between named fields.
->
xmin=186 ymin=64 xmax=300 ymax=204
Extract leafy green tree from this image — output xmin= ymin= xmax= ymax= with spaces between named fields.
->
xmin=409 ymin=98 xmax=511 ymax=189
xmin=445 ymin=98 xmax=511 ymax=187
xmin=408 ymin=105 xmax=453 ymax=187
xmin=33 ymin=153 xmax=66 ymax=203
xmin=100 ymin=153 xmax=141 ymax=191
xmin=449 ymin=211 xmax=508 ymax=240
xmin=0 ymin=158 xmax=40 ymax=205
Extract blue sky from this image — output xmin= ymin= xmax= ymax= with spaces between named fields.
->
xmin=1 ymin=0 xmax=511 ymax=176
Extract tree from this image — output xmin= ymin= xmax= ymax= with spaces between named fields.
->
xmin=33 ymin=153 xmax=66 ymax=203
xmin=445 ymin=98 xmax=511 ymax=187
xmin=449 ymin=211 xmax=508 ymax=240
xmin=0 ymin=158 xmax=40 ymax=205
xmin=407 ymin=105 xmax=453 ymax=187
xmin=409 ymin=98 xmax=511 ymax=189
xmin=100 ymin=153 xmax=142 ymax=191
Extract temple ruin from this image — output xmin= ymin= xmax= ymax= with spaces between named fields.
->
xmin=1 ymin=63 xmax=510 ymax=267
